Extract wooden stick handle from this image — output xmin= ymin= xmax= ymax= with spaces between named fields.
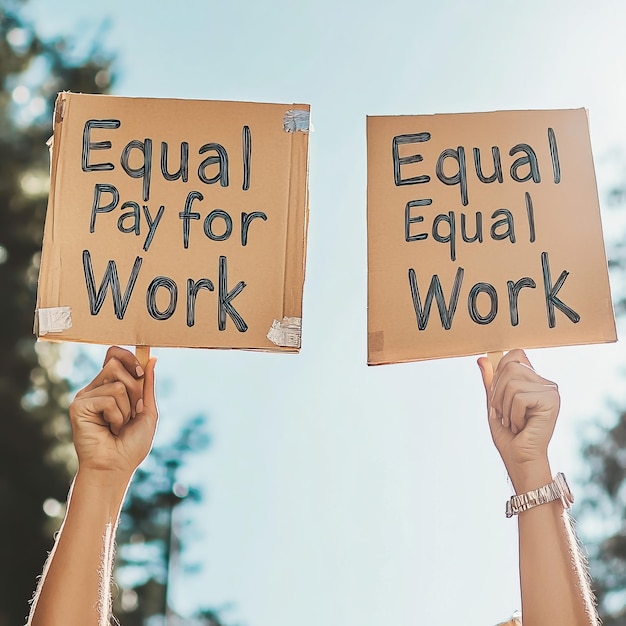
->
xmin=487 ymin=351 xmax=503 ymax=371
xmin=135 ymin=346 xmax=151 ymax=370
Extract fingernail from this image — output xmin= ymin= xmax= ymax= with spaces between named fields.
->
xmin=136 ymin=398 xmax=144 ymax=414
xmin=136 ymin=365 xmax=145 ymax=377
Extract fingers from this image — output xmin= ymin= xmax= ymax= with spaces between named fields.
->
xmin=140 ymin=357 xmax=158 ymax=423
xmin=490 ymin=349 xmax=532 ymax=407
xmin=81 ymin=347 xmax=145 ymax=418
xmin=71 ymin=391 xmax=128 ymax=436
xmin=498 ymin=364 xmax=537 ymax=428
xmin=104 ymin=345 xmax=145 ymax=379
xmin=479 ymin=349 xmax=533 ymax=432
xmin=490 ymin=351 xmax=559 ymax=435
xmin=508 ymin=388 xmax=557 ymax=435
xmin=478 ymin=356 xmax=512 ymax=446
xmin=73 ymin=346 xmax=152 ymax=439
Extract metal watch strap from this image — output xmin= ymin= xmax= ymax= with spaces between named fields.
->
xmin=506 ymin=472 xmax=573 ymax=518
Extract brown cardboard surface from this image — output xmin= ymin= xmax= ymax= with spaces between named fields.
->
xmin=36 ymin=93 xmax=310 ymax=351
xmin=367 ymin=109 xmax=617 ymax=365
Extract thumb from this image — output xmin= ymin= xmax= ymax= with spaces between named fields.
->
xmin=141 ymin=357 xmax=158 ymax=418
xmin=477 ymin=356 xmax=493 ymax=406
xmin=477 ymin=356 xmax=508 ymax=444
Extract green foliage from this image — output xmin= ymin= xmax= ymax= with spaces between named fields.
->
xmin=0 ymin=2 xmax=113 ymax=624
xmin=111 ymin=415 xmax=237 ymax=626
xmin=0 ymin=4 xmax=236 ymax=622
xmin=579 ymin=184 xmax=626 ymax=625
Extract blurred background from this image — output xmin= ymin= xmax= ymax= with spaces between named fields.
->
xmin=1 ymin=0 xmax=625 ymax=625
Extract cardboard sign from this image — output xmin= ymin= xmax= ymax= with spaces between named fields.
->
xmin=367 ymin=109 xmax=616 ymax=365
xmin=36 ymin=93 xmax=310 ymax=351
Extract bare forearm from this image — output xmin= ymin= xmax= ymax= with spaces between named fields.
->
xmin=29 ymin=469 xmax=131 ymax=626
xmin=512 ymin=462 xmax=598 ymax=626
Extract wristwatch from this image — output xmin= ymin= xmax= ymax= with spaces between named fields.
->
xmin=506 ymin=472 xmax=574 ymax=518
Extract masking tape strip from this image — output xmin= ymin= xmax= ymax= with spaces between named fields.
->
xmin=283 ymin=110 xmax=310 ymax=133
xmin=36 ymin=306 xmax=72 ymax=336
xmin=267 ymin=316 xmax=302 ymax=348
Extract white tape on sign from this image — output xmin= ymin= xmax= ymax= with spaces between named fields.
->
xmin=283 ymin=110 xmax=310 ymax=133
xmin=267 ymin=316 xmax=302 ymax=348
xmin=36 ymin=307 xmax=72 ymax=336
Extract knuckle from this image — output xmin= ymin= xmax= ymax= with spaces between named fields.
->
xmin=104 ymin=396 xmax=116 ymax=409
xmin=507 ymin=348 xmax=526 ymax=360
xmin=502 ymin=360 xmax=519 ymax=374
xmin=102 ymin=358 xmax=121 ymax=381
xmin=112 ymin=380 xmax=127 ymax=395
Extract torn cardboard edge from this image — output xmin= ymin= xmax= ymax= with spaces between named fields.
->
xmin=34 ymin=307 xmax=72 ymax=336
xmin=267 ymin=317 xmax=302 ymax=348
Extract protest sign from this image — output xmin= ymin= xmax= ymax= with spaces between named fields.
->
xmin=36 ymin=93 xmax=310 ymax=352
xmin=367 ymin=109 xmax=616 ymax=365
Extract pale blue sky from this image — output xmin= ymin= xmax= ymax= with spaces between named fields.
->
xmin=26 ymin=1 xmax=626 ymax=624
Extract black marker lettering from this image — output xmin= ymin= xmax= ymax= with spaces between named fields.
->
xmin=160 ymin=141 xmax=189 ymax=182
xmin=90 ymin=184 xmax=119 ymax=233
xmin=541 ymin=251 xmax=580 ymax=327
xmin=461 ymin=212 xmax=483 ymax=243
xmin=509 ymin=144 xmax=541 ymax=183
xmin=178 ymin=191 xmax=203 ymax=248
xmin=473 ymin=146 xmax=503 ymax=183
xmin=142 ymin=205 xmax=165 ymax=252
xmin=198 ymin=143 xmax=229 ymax=186
xmin=490 ymin=209 xmax=516 ymax=243
xmin=117 ymin=201 xmax=140 ymax=235
xmin=548 ymin=128 xmax=561 ymax=184
xmin=525 ymin=192 xmax=535 ymax=243
xmin=467 ymin=282 xmax=498 ymax=325
xmin=242 ymin=125 xmax=251 ymax=191
xmin=218 ymin=256 xmax=247 ymax=332
xmin=82 ymin=119 xmax=120 ymax=172
xmin=186 ymin=278 xmax=215 ymax=327
xmin=436 ymin=147 xmax=469 ymax=206
xmin=241 ymin=211 xmax=267 ymax=246
xmin=392 ymin=133 xmax=431 ymax=186
xmin=408 ymin=266 xmax=464 ymax=330
xmin=405 ymin=199 xmax=431 ymax=242
xmin=146 ymin=276 xmax=177 ymax=320
xmin=82 ymin=250 xmax=142 ymax=319
xmin=120 ymin=138 xmax=153 ymax=202
xmin=203 ymin=210 xmax=233 ymax=242
xmin=432 ymin=212 xmax=457 ymax=262
xmin=507 ymin=277 xmax=536 ymax=326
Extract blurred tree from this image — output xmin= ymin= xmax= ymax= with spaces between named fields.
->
xmin=0 ymin=4 xmax=236 ymax=624
xmin=0 ymin=1 xmax=113 ymax=624
xmin=579 ymin=174 xmax=626 ymax=625
xmin=112 ymin=414 xmax=237 ymax=626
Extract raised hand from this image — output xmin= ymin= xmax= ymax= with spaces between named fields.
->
xmin=477 ymin=349 xmax=559 ymax=491
xmin=69 ymin=346 xmax=158 ymax=476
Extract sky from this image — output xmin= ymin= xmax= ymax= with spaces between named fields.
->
xmin=23 ymin=1 xmax=626 ymax=625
